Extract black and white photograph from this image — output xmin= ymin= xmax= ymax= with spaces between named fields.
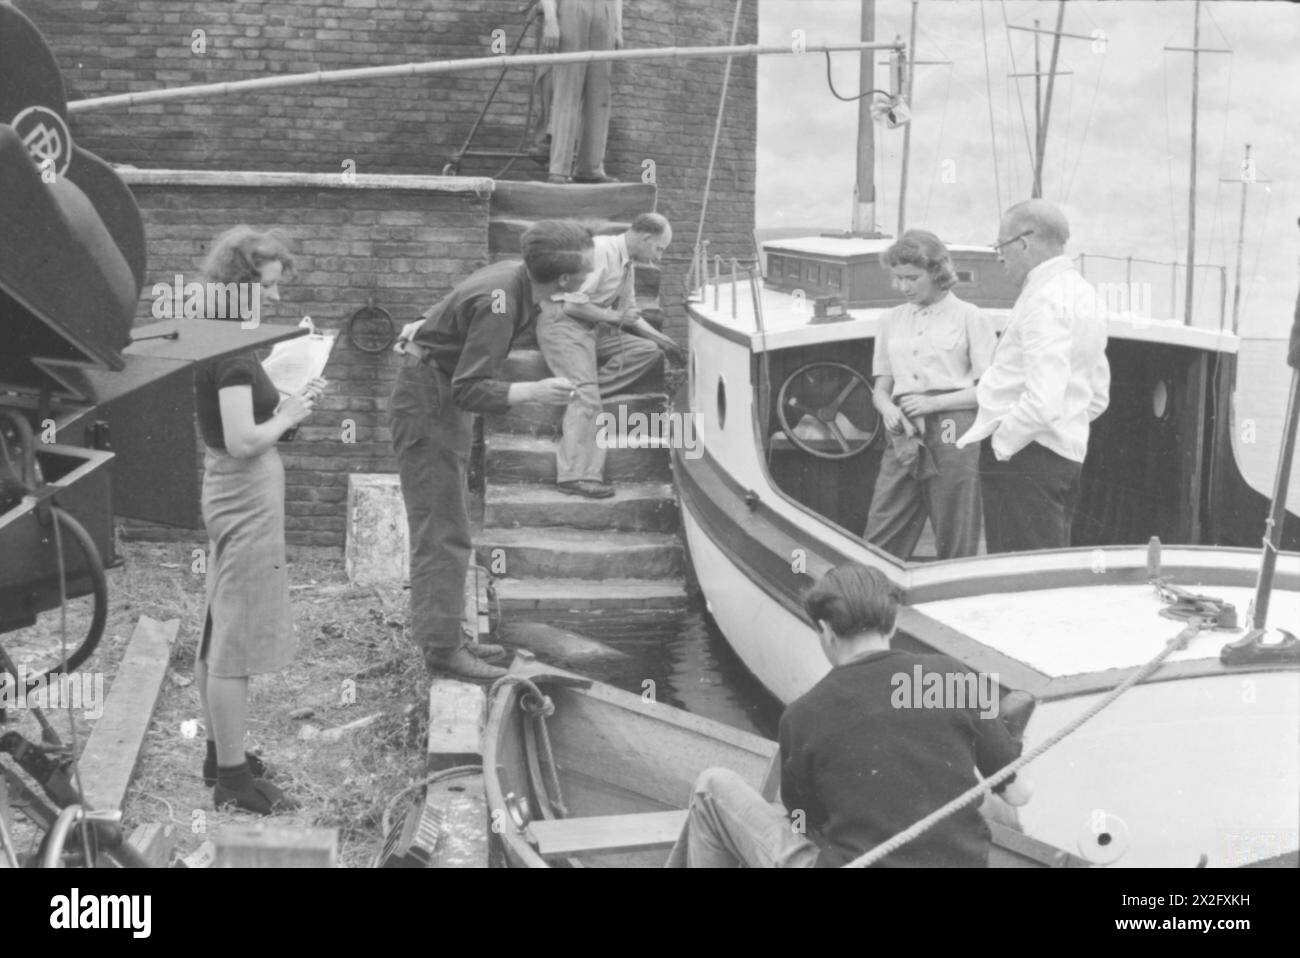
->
xmin=0 ymin=0 xmax=1296 ymax=924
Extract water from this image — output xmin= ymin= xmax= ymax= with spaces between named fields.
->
xmin=519 ymin=602 xmax=783 ymax=740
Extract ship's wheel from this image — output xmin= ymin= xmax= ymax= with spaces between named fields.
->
xmin=775 ymin=362 xmax=880 ymax=459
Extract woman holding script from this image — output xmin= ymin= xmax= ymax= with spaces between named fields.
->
xmin=192 ymin=226 xmax=326 ymax=814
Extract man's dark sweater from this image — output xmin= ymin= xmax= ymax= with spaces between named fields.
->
xmin=778 ymin=648 xmax=1020 ymax=868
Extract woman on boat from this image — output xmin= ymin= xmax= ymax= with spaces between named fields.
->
xmin=193 ymin=226 xmax=324 ymax=814
xmin=864 ymin=230 xmax=997 ymax=560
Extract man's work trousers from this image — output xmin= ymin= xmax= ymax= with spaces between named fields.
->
xmin=549 ymin=0 xmax=616 ymax=178
xmin=864 ymin=407 xmax=982 ymax=560
xmin=978 ymin=439 xmax=1083 ymax=553
xmin=537 ymin=311 xmax=662 ymax=483
xmin=664 ymin=768 xmax=821 ymax=869
xmin=388 ymin=358 xmax=473 ymax=655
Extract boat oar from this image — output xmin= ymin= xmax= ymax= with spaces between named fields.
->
xmin=1222 ymin=252 xmax=1300 ymax=664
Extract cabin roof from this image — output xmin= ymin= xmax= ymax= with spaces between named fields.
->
xmin=690 ymin=281 xmax=1240 ymax=355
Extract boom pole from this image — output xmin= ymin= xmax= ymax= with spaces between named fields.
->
xmin=69 ymin=39 xmax=906 ymax=113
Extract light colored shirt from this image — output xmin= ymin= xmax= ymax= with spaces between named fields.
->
xmin=557 ymin=233 xmax=631 ymax=309
xmin=873 ymin=292 xmax=996 ymax=399
xmin=956 ymin=256 xmax=1110 ymax=463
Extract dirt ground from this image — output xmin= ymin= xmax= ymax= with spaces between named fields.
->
xmin=2 ymin=535 xmax=434 ymax=868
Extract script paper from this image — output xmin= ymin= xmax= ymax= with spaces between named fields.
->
xmin=262 ymin=317 xmax=336 ymax=396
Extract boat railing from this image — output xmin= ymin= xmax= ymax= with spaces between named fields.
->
xmin=686 ymin=245 xmax=763 ymax=318
xmin=1076 ymin=252 xmax=1227 ymax=330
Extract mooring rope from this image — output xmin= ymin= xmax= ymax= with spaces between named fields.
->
xmin=690 ymin=0 xmax=745 ymax=292
xmin=843 ymin=618 xmax=1204 ymax=868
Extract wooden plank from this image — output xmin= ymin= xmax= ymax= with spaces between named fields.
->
xmin=212 ymin=825 xmax=337 ymax=867
xmin=426 ymin=773 xmax=489 ymax=868
xmin=126 ymin=822 xmax=175 ymax=868
xmin=488 ymin=180 xmax=656 ymax=222
xmin=426 ymin=677 xmax=485 ymax=772
xmin=529 ymin=810 xmax=687 ymax=857
xmin=78 ymin=615 xmax=178 ymax=812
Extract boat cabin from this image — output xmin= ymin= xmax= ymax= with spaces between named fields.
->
xmin=686 ymin=236 xmax=1285 ymax=561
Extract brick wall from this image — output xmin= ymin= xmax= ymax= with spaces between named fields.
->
xmin=23 ymin=0 xmax=759 ymax=343
xmin=121 ymin=172 xmax=490 ymax=547
xmin=19 ymin=0 xmax=758 ymax=548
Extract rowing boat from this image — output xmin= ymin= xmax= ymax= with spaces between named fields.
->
xmin=483 ymin=656 xmax=1088 ymax=867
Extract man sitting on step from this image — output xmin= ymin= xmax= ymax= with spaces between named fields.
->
xmin=665 ymin=563 xmax=1031 ymax=868
xmin=538 ymin=213 xmax=684 ymax=498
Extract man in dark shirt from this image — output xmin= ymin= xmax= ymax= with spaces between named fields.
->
xmin=666 ymin=563 xmax=1029 ymax=867
xmin=389 ymin=220 xmax=592 ymax=680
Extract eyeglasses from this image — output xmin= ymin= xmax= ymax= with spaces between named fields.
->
xmin=992 ymin=229 xmax=1034 ymax=253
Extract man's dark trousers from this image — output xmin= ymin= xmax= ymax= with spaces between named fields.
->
xmin=389 ymin=357 xmax=473 ymax=656
xmin=978 ymin=439 xmax=1082 ymax=553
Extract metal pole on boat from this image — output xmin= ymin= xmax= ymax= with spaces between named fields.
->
xmin=731 ymin=258 xmax=739 ymax=320
xmin=1165 ymin=3 xmax=1229 ymax=326
xmin=853 ymin=0 xmax=877 ymax=235
xmin=1245 ymin=276 xmax=1300 ymax=631
xmin=714 ymin=255 xmax=722 ymax=311
xmin=1221 ymin=145 xmax=1271 ymax=336
xmin=68 ymin=39 xmax=906 ymax=113
xmin=896 ymin=0 xmax=918 ymax=233
xmin=1032 ymin=3 xmax=1066 ymax=199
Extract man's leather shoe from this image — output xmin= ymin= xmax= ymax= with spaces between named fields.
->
xmin=546 ymin=173 xmax=572 ymax=184
xmin=425 ymin=646 xmax=507 ymax=681
xmin=467 ymin=640 xmax=508 ymax=662
xmin=556 ymin=479 xmax=615 ymax=499
xmin=572 ymin=172 xmax=619 ymax=184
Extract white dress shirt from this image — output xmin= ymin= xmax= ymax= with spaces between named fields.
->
xmin=956 ymin=256 xmax=1110 ymax=463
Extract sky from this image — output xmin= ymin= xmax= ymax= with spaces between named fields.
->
xmin=755 ymin=0 xmax=1299 ymax=337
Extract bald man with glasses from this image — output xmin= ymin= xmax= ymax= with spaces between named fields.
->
xmin=956 ymin=200 xmax=1110 ymax=553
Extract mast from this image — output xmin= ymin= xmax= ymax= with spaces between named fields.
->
xmin=1033 ymin=3 xmax=1066 ymax=199
xmin=1185 ymin=1 xmax=1201 ymax=325
xmin=1163 ymin=1 xmax=1230 ymax=326
xmin=1220 ymin=144 xmax=1271 ymax=335
xmin=853 ymin=0 xmax=877 ymax=235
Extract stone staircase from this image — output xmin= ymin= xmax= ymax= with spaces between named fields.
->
xmin=476 ymin=348 xmax=688 ymax=614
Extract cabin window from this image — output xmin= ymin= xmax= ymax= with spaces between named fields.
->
xmin=785 ymin=259 xmax=801 ymax=279
xmin=806 ymin=263 xmax=822 ymax=285
xmin=955 ymin=268 xmax=976 ymax=284
xmin=716 ymin=376 xmax=727 ymax=430
xmin=768 ymin=255 xmax=785 ymax=277
xmin=826 ymin=267 xmax=842 ymax=289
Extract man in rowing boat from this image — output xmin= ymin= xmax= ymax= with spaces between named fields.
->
xmin=537 ymin=213 xmax=682 ymax=498
xmin=665 ymin=563 xmax=1029 ymax=868
xmin=956 ymin=199 xmax=1110 ymax=552
xmin=389 ymin=221 xmax=592 ymax=680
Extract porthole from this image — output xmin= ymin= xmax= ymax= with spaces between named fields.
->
xmin=716 ymin=375 xmax=727 ymax=430
xmin=1152 ymin=380 xmax=1170 ymax=420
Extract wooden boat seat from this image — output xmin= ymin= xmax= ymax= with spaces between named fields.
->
xmin=528 ymin=810 xmax=688 ymax=858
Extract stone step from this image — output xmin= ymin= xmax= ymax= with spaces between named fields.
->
xmin=484 ymin=481 xmax=678 ymax=532
xmin=491 ymin=577 xmax=690 ymax=612
xmin=486 ymin=434 xmax=671 ymax=484
xmin=475 ymin=526 xmax=683 ymax=579
xmin=486 ymin=390 xmax=669 ymax=438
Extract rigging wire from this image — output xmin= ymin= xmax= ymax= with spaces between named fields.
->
xmin=979 ymin=0 xmax=1003 ymax=215
xmin=999 ymin=0 xmax=1037 ymax=180
xmin=1160 ymin=47 xmax=1182 ymax=265
xmin=1062 ymin=35 xmax=1106 ymax=203
xmin=922 ymin=63 xmax=954 ymax=224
